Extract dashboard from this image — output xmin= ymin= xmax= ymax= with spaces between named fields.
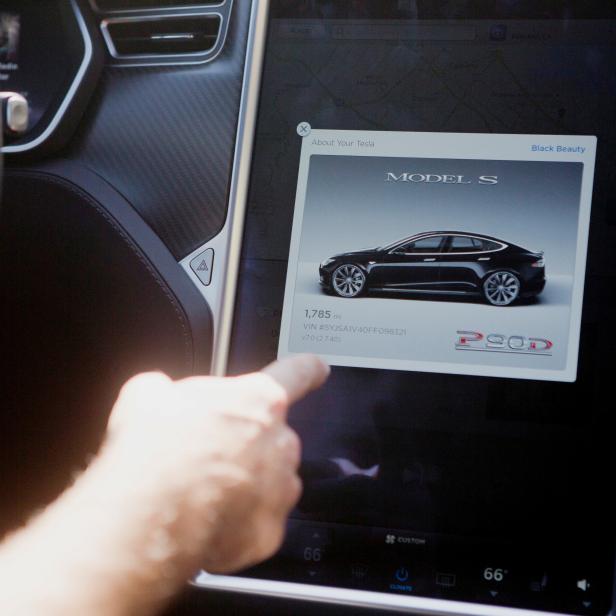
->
xmin=1 ymin=1 xmax=615 ymax=616
xmin=0 ymin=0 xmax=100 ymax=154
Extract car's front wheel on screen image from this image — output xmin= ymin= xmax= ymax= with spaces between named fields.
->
xmin=332 ymin=264 xmax=366 ymax=298
xmin=483 ymin=271 xmax=521 ymax=306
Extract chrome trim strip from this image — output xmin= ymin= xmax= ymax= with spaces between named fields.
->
xmin=2 ymin=0 xmax=93 ymax=154
xmin=375 ymin=288 xmax=472 ymax=295
xmin=390 ymin=233 xmax=508 ymax=256
xmin=99 ymin=5 xmax=231 ymax=66
xmin=192 ymin=574 xmax=581 ymax=616
xmin=213 ymin=0 xmax=269 ymax=375
xmin=89 ymin=0 xmax=226 ymax=15
xmin=179 ymin=0 xmax=268 ymax=368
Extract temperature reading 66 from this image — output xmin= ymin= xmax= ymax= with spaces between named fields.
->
xmin=483 ymin=567 xmax=508 ymax=582
xmin=303 ymin=547 xmax=322 ymax=563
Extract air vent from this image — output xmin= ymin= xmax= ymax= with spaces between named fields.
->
xmin=104 ymin=14 xmax=221 ymax=58
xmin=94 ymin=0 xmax=221 ymax=11
xmin=96 ymin=0 xmax=232 ymax=66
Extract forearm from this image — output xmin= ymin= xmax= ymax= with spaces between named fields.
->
xmin=0 ymin=444 xmax=213 ymax=616
xmin=0 ymin=356 xmax=327 ymax=616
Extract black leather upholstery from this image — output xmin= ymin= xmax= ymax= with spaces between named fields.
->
xmin=0 ymin=162 xmax=212 ymax=537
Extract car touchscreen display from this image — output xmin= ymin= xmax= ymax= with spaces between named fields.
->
xmin=0 ymin=12 xmax=20 ymax=65
xmin=226 ymin=2 xmax=616 ymax=614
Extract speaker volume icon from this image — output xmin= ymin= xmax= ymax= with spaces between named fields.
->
xmin=577 ymin=579 xmax=590 ymax=592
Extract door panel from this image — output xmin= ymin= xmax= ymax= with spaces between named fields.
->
xmin=371 ymin=236 xmax=445 ymax=290
xmin=372 ymin=253 xmax=442 ymax=289
xmin=439 ymin=236 xmax=486 ymax=291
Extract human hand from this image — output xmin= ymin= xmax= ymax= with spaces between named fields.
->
xmin=0 ymin=355 xmax=329 ymax=616
xmin=101 ymin=354 xmax=330 ymax=576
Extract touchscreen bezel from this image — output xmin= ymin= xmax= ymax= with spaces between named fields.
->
xmin=192 ymin=2 xmax=614 ymax=615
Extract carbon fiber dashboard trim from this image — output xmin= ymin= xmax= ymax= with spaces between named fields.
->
xmin=178 ymin=0 xmax=266 ymax=359
xmin=68 ymin=0 xmax=251 ymax=259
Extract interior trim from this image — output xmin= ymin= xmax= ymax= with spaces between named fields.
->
xmin=8 ymin=160 xmax=213 ymax=373
xmin=99 ymin=6 xmax=232 ymax=66
xmin=193 ymin=574 xmax=580 ymax=616
xmin=1 ymin=0 xmax=94 ymax=155
xmin=179 ymin=0 xmax=268 ymax=356
xmin=209 ymin=0 xmax=269 ymax=376
xmin=89 ymin=0 xmax=226 ymax=15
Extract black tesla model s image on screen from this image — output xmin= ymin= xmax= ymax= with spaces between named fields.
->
xmin=319 ymin=232 xmax=546 ymax=306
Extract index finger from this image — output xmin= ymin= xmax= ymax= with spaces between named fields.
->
xmin=262 ymin=354 xmax=330 ymax=407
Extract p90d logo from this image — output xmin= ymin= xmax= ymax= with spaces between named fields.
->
xmin=456 ymin=331 xmax=553 ymax=356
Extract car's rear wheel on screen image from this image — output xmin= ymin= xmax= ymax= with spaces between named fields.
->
xmin=332 ymin=264 xmax=366 ymax=298
xmin=483 ymin=271 xmax=521 ymax=306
